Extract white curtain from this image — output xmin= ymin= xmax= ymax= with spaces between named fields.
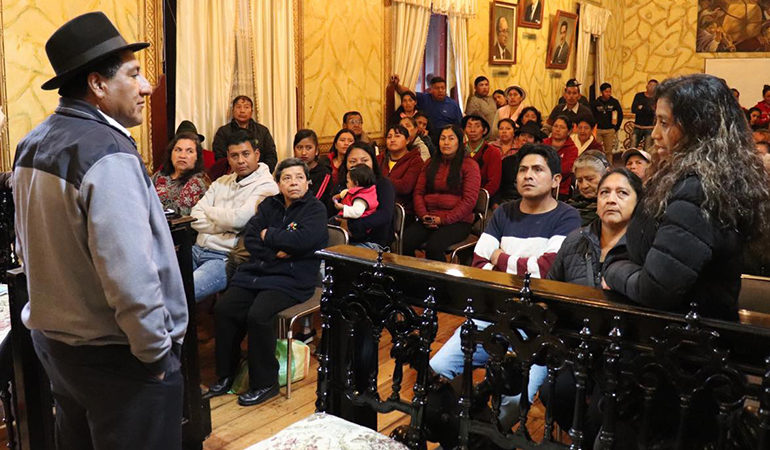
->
xmin=575 ymin=3 xmax=611 ymax=89
xmin=232 ymin=0 xmax=256 ymax=106
xmin=175 ymin=1 xmax=236 ymax=146
xmin=393 ymin=1 xmax=432 ymax=91
xmin=447 ymin=15 xmax=470 ymax=114
xmin=432 ymin=0 xmax=476 ymax=17
xmin=249 ymin=0 xmax=297 ymax=162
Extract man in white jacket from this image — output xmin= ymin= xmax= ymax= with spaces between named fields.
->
xmin=190 ymin=128 xmax=279 ymax=301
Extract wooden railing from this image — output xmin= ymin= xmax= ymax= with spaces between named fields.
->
xmin=315 ymin=246 xmax=770 ymax=449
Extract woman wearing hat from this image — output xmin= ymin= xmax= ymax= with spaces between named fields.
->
xmin=464 ymin=114 xmax=502 ymax=198
xmin=152 ymin=125 xmax=211 ymax=216
xmin=496 ymin=86 xmax=528 ymax=124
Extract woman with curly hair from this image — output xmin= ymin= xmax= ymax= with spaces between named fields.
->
xmin=604 ymin=74 xmax=770 ymax=321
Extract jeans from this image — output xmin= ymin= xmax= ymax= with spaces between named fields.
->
xmin=355 ymin=242 xmax=386 ymax=252
xmin=192 ymin=244 xmax=229 ymax=302
xmin=430 ymin=319 xmax=548 ymax=428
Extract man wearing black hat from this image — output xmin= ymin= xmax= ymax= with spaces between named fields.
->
xmin=463 ymin=114 xmax=502 ymax=197
xmin=12 ymin=12 xmax=187 ymax=449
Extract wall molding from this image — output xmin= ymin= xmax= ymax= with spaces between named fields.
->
xmin=0 ymin=0 xmax=10 ymax=172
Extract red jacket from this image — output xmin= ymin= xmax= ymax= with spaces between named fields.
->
xmin=469 ymin=142 xmax=502 ymax=198
xmin=543 ymin=136 xmax=578 ymax=197
xmin=754 ymin=100 xmax=770 ymax=128
xmin=378 ymin=149 xmax=424 ymax=214
xmin=413 ymin=156 xmax=481 ymax=224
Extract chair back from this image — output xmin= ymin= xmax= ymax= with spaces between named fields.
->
xmin=471 ymin=188 xmax=490 ymax=236
xmin=392 ymin=203 xmax=406 ymax=254
xmin=327 ymin=224 xmax=349 ymax=247
xmin=739 ymin=274 xmax=770 ymax=314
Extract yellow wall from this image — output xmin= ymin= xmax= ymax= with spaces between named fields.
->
xmin=2 ymin=0 xmax=157 ymax=169
xmin=301 ymin=0 xmax=386 ymax=143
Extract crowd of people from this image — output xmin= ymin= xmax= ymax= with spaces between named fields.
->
xmin=8 ymin=11 xmax=770 ymax=449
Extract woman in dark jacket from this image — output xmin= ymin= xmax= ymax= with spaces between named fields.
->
xmin=331 ymin=142 xmax=395 ymax=249
xmin=293 ymin=129 xmax=333 ymax=215
xmin=206 ymin=158 xmax=328 ymax=407
xmin=604 ymin=74 xmax=770 ymax=321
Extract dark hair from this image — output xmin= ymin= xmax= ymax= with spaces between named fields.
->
xmin=342 ymin=111 xmax=362 ymax=125
xmin=274 ymin=157 xmax=310 ymax=183
xmin=400 ymin=91 xmax=417 ymax=102
xmin=763 ymin=85 xmax=770 ymax=96
xmin=730 ymin=87 xmax=740 ymax=96
xmin=645 ymin=74 xmax=770 ymax=244
xmin=58 ymin=51 xmax=125 ymax=99
xmin=226 ymin=128 xmax=259 ymax=152
xmin=600 ymin=82 xmax=612 ymax=92
xmin=553 ymin=114 xmax=573 ymax=131
xmin=649 ymin=79 xmax=659 ymax=85
xmin=329 ymin=128 xmax=355 ymax=159
xmin=493 ymin=89 xmax=505 ymax=97
xmin=598 ymin=168 xmax=644 ymax=200
xmin=749 ymin=106 xmax=761 ymax=115
xmin=430 ymin=76 xmax=446 ymax=85
xmin=497 ymin=118 xmax=516 ymax=129
xmin=387 ymin=124 xmax=410 ymax=139
xmin=515 ymin=143 xmax=562 ymax=178
xmin=338 ymin=142 xmax=381 ymax=189
xmin=474 ymin=76 xmax=489 ymax=87
xmin=232 ymin=95 xmax=253 ymax=108
xmin=399 ymin=116 xmax=418 ymax=128
xmin=576 ymin=116 xmax=595 ymax=128
xmin=347 ymin=164 xmax=376 ymax=189
xmin=560 ymin=21 xmax=568 ymax=29
xmin=160 ymin=132 xmax=205 ymax=183
xmin=293 ymin=129 xmax=318 ymax=148
xmin=426 ymin=125 xmax=465 ymax=192
xmin=516 ymin=106 xmax=542 ymax=128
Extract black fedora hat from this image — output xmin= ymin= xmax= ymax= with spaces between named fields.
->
xmin=41 ymin=12 xmax=149 ymax=91
xmin=175 ymin=120 xmax=205 ymax=143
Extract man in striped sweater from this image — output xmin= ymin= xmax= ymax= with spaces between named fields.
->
xmin=430 ymin=143 xmax=580 ymax=427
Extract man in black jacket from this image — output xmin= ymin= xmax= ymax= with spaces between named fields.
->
xmin=212 ymin=95 xmax=278 ymax=172
xmin=591 ymin=82 xmax=623 ymax=163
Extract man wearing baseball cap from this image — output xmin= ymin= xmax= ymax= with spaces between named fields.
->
xmin=623 ymin=148 xmax=652 ymax=181
xmin=13 ymin=12 xmax=187 ymax=449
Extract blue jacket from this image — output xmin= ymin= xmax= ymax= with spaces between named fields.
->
xmin=231 ymin=191 xmax=328 ymax=300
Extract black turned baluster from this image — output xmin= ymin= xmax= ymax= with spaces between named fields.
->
xmin=517 ymin=273 xmax=534 ymax=440
xmin=0 ymin=379 xmax=16 ymax=449
xmin=569 ymin=319 xmax=592 ymax=450
xmin=390 ymin=350 xmax=404 ymax=402
xmin=520 ymin=272 xmax=532 ymax=304
xmin=674 ymin=303 xmax=701 ymax=449
xmin=596 ymin=316 xmax=623 ymax=450
xmin=369 ymin=325 xmax=382 ymax=402
xmin=758 ymin=356 xmax=770 ymax=450
xmin=638 ymin=382 xmax=656 ymax=448
xmin=543 ymin=364 xmax=558 ymax=442
xmin=457 ymin=298 xmax=477 ymax=450
xmin=315 ymin=265 xmax=335 ymax=412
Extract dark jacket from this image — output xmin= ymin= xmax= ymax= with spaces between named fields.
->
xmin=547 ymin=221 xmax=603 ymax=288
xmin=378 ymin=148 xmax=424 ymax=214
xmin=603 ymin=175 xmax=742 ymax=320
xmin=231 ymin=191 xmax=328 ymax=300
xmin=212 ymin=119 xmax=278 ymax=172
xmin=591 ymin=96 xmax=623 ymax=131
xmin=566 ymin=195 xmax=598 ymax=226
xmin=332 ymin=177 xmax=396 ymax=246
xmin=495 ymin=153 xmax=521 ymax=206
xmin=309 ymin=162 xmax=333 ymax=216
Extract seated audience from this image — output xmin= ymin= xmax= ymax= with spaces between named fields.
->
xmin=489 ymin=118 xmax=517 ymax=157
xmin=343 ymin=111 xmax=372 ymax=144
xmin=322 ymin=128 xmax=356 ymax=188
xmin=548 ymin=79 xmax=594 ymax=126
xmin=542 ymin=168 xmax=643 ymax=443
xmin=293 ymin=129 xmax=332 ymax=211
xmin=152 ymin=131 xmax=210 ymax=216
xmin=206 ymin=158 xmax=328 ymax=406
xmin=190 ymin=129 xmax=279 ymax=302
xmin=492 ymin=89 xmax=507 ymax=108
xmin=557 ymin=78 xmax=590 ymax=106
xmin=399 ymin=116 xmax=431 ymax=161
xmin=758 ymin=140 xmax=770 ymax=156
xmin=567 ymin=150 xmax=610 ymax=225
xmin=495 ymin=122 xmax=547 ymax=207
xmin=622 ymin=148 xmax=652 ymax=181
xmin=432 ymin=144 xmax=580 ymax=427
xmin=212 ymin=95 xmax=277 ymax=172
xmin=402 ymin=125 xmax=481 ymax=261
xmin=334 ymin=164 xmax=378 ymax=219
xmin=496 ymin=86 xmax=528 ymax=124
xmin=378 ymin=125 xmax=424 ymax=220
xmin=752 ymin=84 xmax=770 ymax=128
xmin=604 ymin=74 xmax=770 ymax=321
xmin=331 ymin=142 xmax=395 ymax=250
xmin=390 ymin=91 xmax=419 ymax=126
xmin=748 ymin=106 xmax=762 ymax=130
xmin=571 ymin=117 xmax=604 ymax=155
xmin=465 ymin=76 xmax=498 ymax=139
xmin=543 ymin=115 xmax=578 ymax=200
xmin=516 ymin=106 xmax=543 ymax=130
xmin=754 ymin=128 xmax=770 ymax=145
xmin=414 ymin=112 xmax=437 ymax=156
xmin=391 ymin=74 xmax=463 ymax=139
xmin=464 ymin=115 xmax=502 ymax=198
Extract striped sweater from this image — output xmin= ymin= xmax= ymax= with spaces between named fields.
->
xmin=472 ymin=200 xmax=581 ymax=278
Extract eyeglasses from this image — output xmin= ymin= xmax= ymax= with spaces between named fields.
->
xmin=347 ymin=119 xmax=363 ymax=125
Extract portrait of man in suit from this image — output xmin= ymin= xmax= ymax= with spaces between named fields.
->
xmin=551 ymin=21 xmax=570 ymax=65
xmin=490 ymin=2 xmax=518 ymax=64
xmin=520 ymin=0 xmax=544 ymax=28
xmin=546 ymin=12 xmax=577 ymax=69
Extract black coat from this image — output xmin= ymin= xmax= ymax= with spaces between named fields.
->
xmin=211 ymin=119 xmax=278 ymax=172
xmin=603 ymin=175 xmax=742 ymax=320
xmin=230 ymin=191 xmax=328 ymax=300
xmin=547 ymin=221 xmax=603 ymax=288
xmin=332 ymin=177 xmax=395 ymax=247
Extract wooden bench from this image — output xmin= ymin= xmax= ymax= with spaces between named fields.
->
xmin=313 ymin=246 xmax=770 ymax=449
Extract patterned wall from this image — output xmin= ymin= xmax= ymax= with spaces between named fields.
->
xmin=2 ymin=0 xmax=156 ymax=169
xmin=301 ymin=0 xmax=385 ymax=142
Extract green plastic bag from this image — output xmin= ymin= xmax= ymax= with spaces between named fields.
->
xmin=230 ymin=339 xmax=310 ymax=394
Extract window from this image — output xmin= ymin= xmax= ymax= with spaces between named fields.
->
xmin=417 ymin=14 xmax=448 ymax=94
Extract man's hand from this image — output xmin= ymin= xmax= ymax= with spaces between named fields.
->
xmin=390 ymin=74 xmax=400 ymax=86
xmin=490 ymin=249 xmax=503 ymax=266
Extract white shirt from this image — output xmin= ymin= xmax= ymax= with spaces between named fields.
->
xmin=96 ymin=109 xmax=132 ymax=138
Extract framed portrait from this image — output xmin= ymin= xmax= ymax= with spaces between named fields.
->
xmin=518 ymin=0 xmax=544 ymax=29
xmin=545 ymin=10 xmax=578 ymax=70
xmin=489 ymin=1 xmax=518 ymax=65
